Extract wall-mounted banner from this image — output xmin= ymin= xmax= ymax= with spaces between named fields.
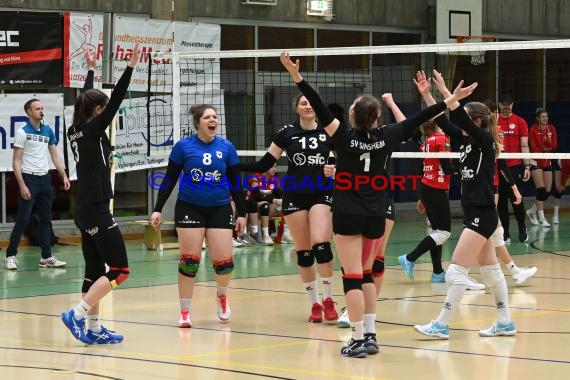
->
xmin=0 ymin=94 xmax=64 ymax=171
xmin=0 ymin=12 xmax=63 ymax=88
xmin=64 ymin=96 xmax=169 ymax=179
xmin=63 ymin=12 xmax=105 ymax=88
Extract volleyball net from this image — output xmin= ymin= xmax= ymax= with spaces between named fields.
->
xmin=145 ymin=38 xmax=570 ymax=200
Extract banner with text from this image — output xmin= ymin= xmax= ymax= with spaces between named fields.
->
xmin=0 ymin=12 xmax=63 ymax=88
xmin=0 ymin=94 xmax=64 ymax=171
xmin=64 ymin=12 xmax=105 ymax=88
xmin=64 ymin=96 xmax=169 ymax=179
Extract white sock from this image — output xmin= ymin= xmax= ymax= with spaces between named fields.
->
xmin=304 ymin=281 xmax=319 ymax=304
xmin=554 ymin=205 xmax=560 ymax=216
xmin=490 ymin=274 xmax=511 ymax=323
xmin=506 ymin=260 xmax=520 ymax=274
xmin=530 ymin=203 xmax=537 ymax=213
xmin=363 ymin=314 xmax=376 ymax=334
xmin=320 ymin=276 xmax=333 ymax=299
xmin=350 ymin=320 xmax=364 ymax=340
xmin=251 ymin=225 xmax=259 ymax=234
xmin=180 ymin=298 xmax=192 ymax=310
xmin=262 ymin=227 xmax=270 ymax=238
xmin=436 ymin=265 xmax=468 ymax=326
xmin=538 ymin=210 xmax=546 ymax=221
xmin=88 ymin=315 xmax=102 ymax=333
xmin=217 ymin=287 xmax=228 ymax=296
xmin=73 ymin=300 xmax=91 ymax=319
xmin=283 ymin=224 xmax=290 ymax=234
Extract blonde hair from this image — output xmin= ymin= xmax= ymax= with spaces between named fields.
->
xmin=464 ymin=102 xmax=502 ymax=158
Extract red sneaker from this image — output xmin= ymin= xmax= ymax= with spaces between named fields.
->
xmin=322 ymin=297 xmax=338 ymax=321
xmin=308 ymin=303 xmax=323 ymax=323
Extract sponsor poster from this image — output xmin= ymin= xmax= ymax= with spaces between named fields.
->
xmin=0 ymin=12 xmax=63 ymax=87
xmin=63 ymin=12 xmax=105 ymax=88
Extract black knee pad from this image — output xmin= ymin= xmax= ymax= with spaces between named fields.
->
xmin=313 ymin=242 xmax=333 ymax=264
xmin=212 ymin=259 xmax=234 ymax=275
xmin=536 ymin=187 xmax=549 ymax=201
xmin=554 ymin=191 xmax=563 ymax=199
xmin=372 ymin=257 xmax=385 ymax=278
xmin=296 ymin=250 xmax=315 ymax=267
xmin=362 ymin=272 xmax=374 ymax=284
xmin=259 ymin=202 xmax=270 ymax=216
xmin=81 ymin=279 xmax=94 ymax=293
xmin=342 ymin=276 xmax=363 ymax=294
xmin=105 ymin=267 xmax=130 ymax=289
xmin=246 ymin=198 xmax=258 ymax=213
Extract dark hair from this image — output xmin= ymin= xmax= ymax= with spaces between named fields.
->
xmin=71 ymin=89 xmax=109 ymax=129
xmin=498 ymin=94 xmax=513 ymax=104
xmin=464 ymin=101 xmax=502 ymax=157
xmin=292 ymin=93 xmax=305 ymax=110
xmin=535 ymin=107 xmax=548 ymax=118
xmin=483 ymin=99 xmax=497 ymax=113
xmin=189 ymin=104 xmax=217 ymax=130
xmin=419 ymin=120 xmax=436 ymax=136
xmin=24 ymin=98 xmax=41 ymax=114
xmin=352 ymin=95 xmax=381 ymax=141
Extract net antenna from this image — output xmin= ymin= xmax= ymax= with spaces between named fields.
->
xmin=457 ymin=35 xmax=497 ymax=66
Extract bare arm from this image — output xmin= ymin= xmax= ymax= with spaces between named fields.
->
xmin=48 ymin=145 xmax=71 ymax=190
xmin=280 ymin=52 xmax=341 ymax=137
xmin=382 ymin=93 xmax=406 ymax=122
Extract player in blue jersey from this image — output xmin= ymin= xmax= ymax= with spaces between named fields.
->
xmin=151 ymin=104 xmax=246 ymax=328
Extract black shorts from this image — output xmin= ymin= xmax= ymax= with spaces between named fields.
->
xmin=333 ymin=213 xmax=385 ymax=239
xmin=385 ymin=195 xmax=395 ymax=221
xmin=74 ymin=201 xmax=128 ymax=271
xmin=175 ymin=200 xmax=234 ymax=229
xmin=462 ymin=205 xmax=498 ymax=239
xmin=419 ymin=183 xmax=450 ymax=231
xmin=552 ymin=159 xmax=561 ymax=171
xmin=282 ymin=191 xmax=333 ymax=215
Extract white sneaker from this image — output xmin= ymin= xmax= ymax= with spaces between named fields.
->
xmin=216 ymin=294 xmax=231 ymax=321
xmin=281 ymin=231 xmax=293 ymax=244
xmin=465 ymin=277 xmax=485 ymax=290
xmin=232 ymin=238 xmax=244 ymax=248
xmin=178 ymin=309 xmax=192 ymax=328
xmin=337 ymin=307 xmax=350 ymax=328
xmin=526 ymin=207 xmax=538 ymax=225
xmin=262 ymin=235 xmax=274 ymax=245
xmin=538 ymin=219 xmax=550 ymax=227
xmin=38 ymin=256 xmax=67 ymax=268
xmin=4 ymin=256 xmax=18 ymax=270
xmin=552 ymin=214 xmax=559 ymax=224
xmin=512 ymin=267 xmax=537 ymax=285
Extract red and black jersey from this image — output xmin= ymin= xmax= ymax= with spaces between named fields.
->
xmin=529 ymin=123 xmax=558 ymax=168
xmin=497 ymin=113 xmax=528 ymax=167
xmin=420 ymin=132 xmax=451 ymax=190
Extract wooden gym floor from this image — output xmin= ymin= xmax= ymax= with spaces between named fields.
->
xmin=0 ymin=218 xmax=568 ymax=379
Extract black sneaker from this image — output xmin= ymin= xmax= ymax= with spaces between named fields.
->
xmin=340 ymin=338 xmax=368 ymax=358
xmin=364 ymin=333 xmax=379 ymax=354
xmin=519 ymin=227 xmax=528 ymax=243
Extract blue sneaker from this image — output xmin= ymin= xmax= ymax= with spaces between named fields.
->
xmin=86 ymin=326 xmax=124 ymax=344
xmin=479 ymin=320 xmax=516 ymax=337
xmin=431 ymin=271 xmax=446 ymax=283
xmin=414 ymin=320 xmax=449 ymax=339
xmin=363 ymin=333 xmax=379 ymax=354
xmin=61 ymin=309 xmax=92 ymax=344
xmin=398 ymin=255 xmax=415 ymax=279
xmin=340 ymin=338 xmax=368 ymax=358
